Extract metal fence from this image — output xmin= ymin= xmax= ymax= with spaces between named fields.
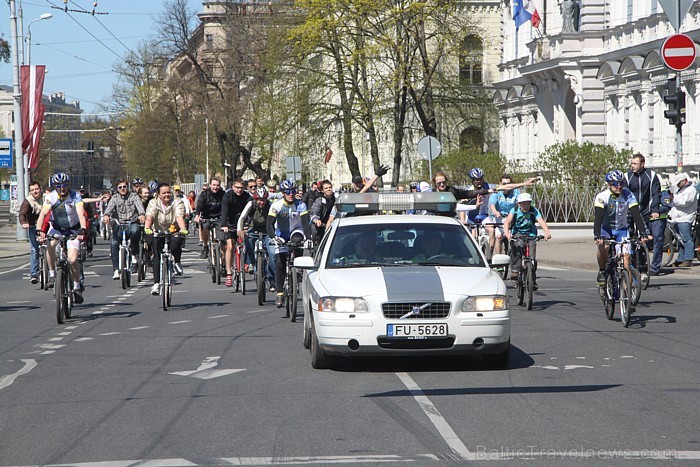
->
xmin=530 ymin=185 xmax=600 ymax=223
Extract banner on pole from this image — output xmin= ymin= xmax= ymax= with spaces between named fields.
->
xmin=20 ymin=65 xmax=47 ymax=170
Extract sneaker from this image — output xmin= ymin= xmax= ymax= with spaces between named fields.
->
xmin=30 ymin=276 xmax=38 ymax=284
xmin=225 ymin=275 xmax=233 ymax=287
xmin=174 ymin=263 xmax=184 ymax=276
xmin=269 ymin=281 xmax=276 ymax=293
xmin=198 ymin=241 xmax=203 ymax=247
xmin=200 ymin=248 xmax=208 ymax=259
xmin=73 ymin=290 xmax=84 ymax=304
xmin=678 ymin=260 xmax=693 ymax=268
xmin=275 ymin=293 xmax=284 ymax=308
xmin=113 ymin=270 xmax=120 ymax=280
xmin=596 ymin=270 xmax=606 ymax=285
xmin=246 ymin=264 xmax=254 ymax=275
xmin=48 ymin=275 xmax=55 ymax=289
xmin=151 ymin=283 xmax=160 ymax=295
xmin=532 ymin=282 xmax=539 ymax=291
xmin=649 ymin=270 xmax=660 ymax=276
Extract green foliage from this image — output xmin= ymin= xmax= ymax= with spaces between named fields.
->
xmin=534 ymin=140 xmax=632 ymax=188
xmin=424 ymin=150 xmax=518 ymax=186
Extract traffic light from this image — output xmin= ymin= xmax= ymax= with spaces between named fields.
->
xmin=663 ymin=77 xmax=686 ymax=127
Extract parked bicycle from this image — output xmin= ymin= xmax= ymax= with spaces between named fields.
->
xmin=48 ymin=233 xmax=78 ymax=324
xmin=663 ymin=219 xmax=700 ymax=266
xmin=510 ymin=234 xmax=544 ymax=310
xmin=598 ymin=239 xmax=634 ymax=327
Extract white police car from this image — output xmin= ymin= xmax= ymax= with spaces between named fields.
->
xmin=294 ymin=192 xmax=511 ymax=369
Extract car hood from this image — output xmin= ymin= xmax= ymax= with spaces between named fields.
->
xmin=318 ymin=266 xmax=502 ymax=300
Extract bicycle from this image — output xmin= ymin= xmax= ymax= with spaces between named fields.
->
xmin=37 ymin=237 xmax=49 ymax=290
xmin=629 ymin=234 xmax=650 ymax=290
xmin=248 ymin=231 xmax=270 ymax=306
xmin=233 ymin=235 xmax=246 ymax=294
xmin=281 ymin=239 xmax=305 ymax=322
xmin=205 ymin=219 xmax=223 ymax=285
xmin=48 ymin=233 xmax=78 ymax=324
xmin=598 ymin=239 xmax=634 ymax=328
xmin=485 ymin=219 xmax=509 ymax=279
xmin=137 ymin=227 xmax=149 ymax=283
xmin=510 ymin=234 xmax=544 ymax=310
xmin=663 ymin=220 xmax=700 ymax=266
xmin=112 ymin=220 xmax=135 ymax=289
xmin=153 ymin=230 xmax=176 ymax=311
xmin=472 ymin=222 xmax=492 ymax=263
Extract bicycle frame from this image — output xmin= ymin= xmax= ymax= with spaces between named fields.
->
xmin=153 ymin=230 xmax=175 ymax=310
xmin=600 ymin=239 xmax=634 ymax=327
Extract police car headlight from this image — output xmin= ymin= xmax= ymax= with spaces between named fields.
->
xmin=319 ymin=297 xmax=369 ymax=313
xmin=462 ymin=295 xmax=508 ymax=312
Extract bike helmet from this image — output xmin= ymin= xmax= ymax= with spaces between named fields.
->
xmin=469 ymin=168 xmax=484 ymax=179
xmin=605 ymin=170 xmax=625 ymax=184
xmin=148 ymin=180 xmax=159 ymax=192
xmin=132 ymin=177 xmax=143 ymax=185
xmin=409 ymin=181 xmax=419 ymax=190
xmin=279 ymin=179 xmax=296 ymax=191
xmin=253 ymin=187 xmax=269 ymax=199
xmin=51 ymin=172 xmax=70 ymax=186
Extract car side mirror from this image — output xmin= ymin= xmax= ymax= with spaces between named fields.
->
xmin=294 ymin=256 xmax=317 ymax=270
xmin=490 ymin=254 xmax=510 ymax=268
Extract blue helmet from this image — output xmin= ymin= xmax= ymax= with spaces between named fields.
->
xmin=280 ymin=179 xmax=296 ymax=191
xmin=51 ymin=172 xmax=70 ymax=186
xmin=148 ymin=180 xmax=159 ymax=192
xmin=469 ymin=168 xmax=484 ymax=179
xmin=605 ymin=170 xmax=625 ymax=184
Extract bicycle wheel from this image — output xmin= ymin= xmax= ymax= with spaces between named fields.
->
xmin=40 ymin=250 xmax=49 ymax=290
xmin=516 ymin=270 xmax=524 ymax=306
xmin=662 ymin=227 xmax=676 ymax=267
xmin=290 ymin=267 xmax=298 ymax=322
xmin=55 ymin=267 xmax=66 ymax=324
xmin=637 ymin=242 xmax=650 ymax=290
xmin=166 ymin=265 xmax=173 ymax=307
xmin=234 ymin=247 xmax=241 ymax=293
xmin=162 ymin=258 xmax=169 ymax=311
xmin=629 ymin=266 xmax=642 ymax=306
xmin=480 ymin=236 xmax=492 ymax=262
xmin=257 ymin=253 xmax=266 ymax=306
xmin=213 ymin=243 xmax=221 ymax=285
xmin=120 ymin=249 xmax=128 ymax=290
xmin=500 ymin=239 xmax=510 ymax=280
xmin=137 ymin=241 xmax=145 ymax=282
xmin=65 ymin=277 xmax=73 ymax=320
xmin=604 ymin=271 xmax=615 ymax=320
xmin=525 ymin=261 xmax=534 ymax=310
xmin=619 ymin=269 xmax=632 ymax=327
xmin=241 ymin=261 xmax=247 ymax=296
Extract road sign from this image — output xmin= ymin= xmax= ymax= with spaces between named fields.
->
xmin=285 ymin=156 xmax=302 ymax=181
xmin=659 ymin=0 xmax=694 ymax=32
xmin=661 ymin=33 xmax=697 ymax=71
xmin=0 ymin=138 xmax=12 ymax=168
xmin=417 ymin=136 xmax=442 ymax=161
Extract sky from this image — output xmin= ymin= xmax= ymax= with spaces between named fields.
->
xmin=2 ymin=0 xmax=203 ymax=117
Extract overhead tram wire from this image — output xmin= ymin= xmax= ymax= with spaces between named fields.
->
xmin=67 ymin=0 xmax=133 ymax=53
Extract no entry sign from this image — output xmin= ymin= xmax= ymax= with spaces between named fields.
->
xmin=661 ymin=34 xmax=697 ymax=71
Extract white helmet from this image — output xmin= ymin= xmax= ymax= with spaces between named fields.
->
xmin=516 ymin=192 xmax=532 ymax=203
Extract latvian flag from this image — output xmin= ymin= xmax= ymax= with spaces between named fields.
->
xmin=513 ymin=0 xmax=541 ymax=29
xmin=20 ymin=65 xmax=47 ymax=170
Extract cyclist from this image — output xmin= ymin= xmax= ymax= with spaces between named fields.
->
xmin=194 ymin=177 xmax=225 ymax=260
xmin=139 ymin=186 xmax=152 ymax=212
xmin=237 ymin=187 xmax=276 ymax=291
xmin=131 ymin=177 xmax=144 ymax=195
xmin=503 ymin=193 xmax=552 ymax=290
xmin=266 ymin=179 xmax=311 ymax=308
xmin=103 ymin=178 xmax=145 ymax=279
xmin=433 ymin=170 xmax=490 ymax=221
xmin=624 ymin=154 xmax=663 ymax=275
xmin=221 ymin=178 xmax=253 ymax=287
xmin=36 ymin=173 xmax=88 ymax=304
xmin=594 ymin=170 xmax=652 ymax=285
xmin=486 ymin=175 xmax=539 ymax=254
xmin=19 ymin=181 xmax=44 ymax=284
xmin=310 ymin=179 xmax=335 ymax=244
xmin=144 ymin=183 xmax=188 ymax=295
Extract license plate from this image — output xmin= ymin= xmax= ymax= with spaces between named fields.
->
xmin=387 ymin=323 xmax=448 ymax=339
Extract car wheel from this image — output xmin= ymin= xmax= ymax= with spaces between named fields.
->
xmin=303 ymin=309 xmax=311 ymax=350
xmin=483 ymin=341 xmax=510 ymax=369
xmin=310 ymin=326 xmax=332 ymax=369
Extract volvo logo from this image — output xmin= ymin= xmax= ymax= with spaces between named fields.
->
xmin=400 ymin=303 xmax=432 ymax=319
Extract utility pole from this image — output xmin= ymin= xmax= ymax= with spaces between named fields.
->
xmin=9 ymin=0 xmax=27 ymax=240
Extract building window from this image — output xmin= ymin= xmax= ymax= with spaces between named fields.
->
xmin=459 ymin=35 xmax=483 ymax=86
xmin=206 ymin=34 xmax=214 ymax=47
xmin=460 ymin=127 xmax=484 ymax=153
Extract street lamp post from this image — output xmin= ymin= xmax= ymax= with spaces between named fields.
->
xmin=26 ymin=13 xmax=53 ymax=66
xmin=9 ymin=0 xmax=26 ymax=240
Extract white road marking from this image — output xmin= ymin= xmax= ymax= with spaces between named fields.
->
xmin=92 ymin=310 xmax=105 ymax=315
xmin=395 ymin=372 xmax=472 ymax=460
xmin=64 ymin=326 xmax=78 ymax=330
xmin=74 ymin=337 xmax=93 ymax=342
xmin=48 ymin=337 xmax=64 ymax=342
xmin=534 ymin=365 xmax=560 ymax=370
xmin=7 ymin=300 xmax=30 ymax=304
xmin=538 ymin=265 xmax=567 ymax=271
xmin=39 ymin=351 xmax=55 ymax=355
xmin=0 ymin=359 xmax=37 ymax=391
xmin=620 ymin=355 xmax=635 ymax=359
xmin=208 ymin=315 xmax=229 ymax=319
xmin=169 ymin=356 xmax=245 ymax=380
xmin=169 ymin=320 xmax=191 ymax=325
xmin=38 ymin=344 xmax=65 ymax=350
xmin=0 ymin=263 xmax=30 ymax=275
xmin=57 ymin=332 xmax=71 ymax=336
xmin=99 ymin=332 xmax=121 ymax=336
xmin=129 ymin=326 xmax=150 ymax=330
xmin=563 ymin=365 xmax=594 ymax=370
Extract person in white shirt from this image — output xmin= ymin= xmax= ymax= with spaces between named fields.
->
xmin=669 ymin=172 xmax=698 ymax=267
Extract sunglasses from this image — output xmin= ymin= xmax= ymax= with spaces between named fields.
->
xmin=283 ymin=189 xmax=297 ymax=195
xmin=117 ymin=185 xmax=128 ymax=189
xmin=54 ymin=183 xmax=68 ymax=188
xmin=609 ymin=182 xmax=622 ymax=187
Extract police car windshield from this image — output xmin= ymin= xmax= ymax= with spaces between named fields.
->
xmin=327 ymin=223 xmax=484 ymax=268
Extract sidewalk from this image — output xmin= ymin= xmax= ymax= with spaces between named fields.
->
xmin=0 ymin=224 xmax=31 ymax=260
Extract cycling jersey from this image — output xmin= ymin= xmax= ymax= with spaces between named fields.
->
xmin=594 ymin=188 xmax=638 ymax=231
xmin=195 ymin=189 xmax=225 ymax=219
xmin=467 ymin=182 xmax=495 ymax=222
xmin=44 ymin=190 xmax=84 ymax=232
xmin=268 ymin=198 xmax=308 ymax=240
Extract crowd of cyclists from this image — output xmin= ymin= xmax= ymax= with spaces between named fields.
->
xmin=16 ymin=153 xmax=699 ymax=319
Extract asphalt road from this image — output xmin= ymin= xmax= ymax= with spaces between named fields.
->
xmin=1 ymin=238 xmax=699 ymax=466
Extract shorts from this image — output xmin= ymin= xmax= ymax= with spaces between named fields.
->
xmin=47 ymin=227 xmax=81 ymax=250
xmin=201 ymin=218 xmax=226 ymax=242
xmin=600 ymin=227 xmax=630 ymax=255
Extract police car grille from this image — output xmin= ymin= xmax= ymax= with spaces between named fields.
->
xmin=382 ymin=302 xmax=451 ymax=319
